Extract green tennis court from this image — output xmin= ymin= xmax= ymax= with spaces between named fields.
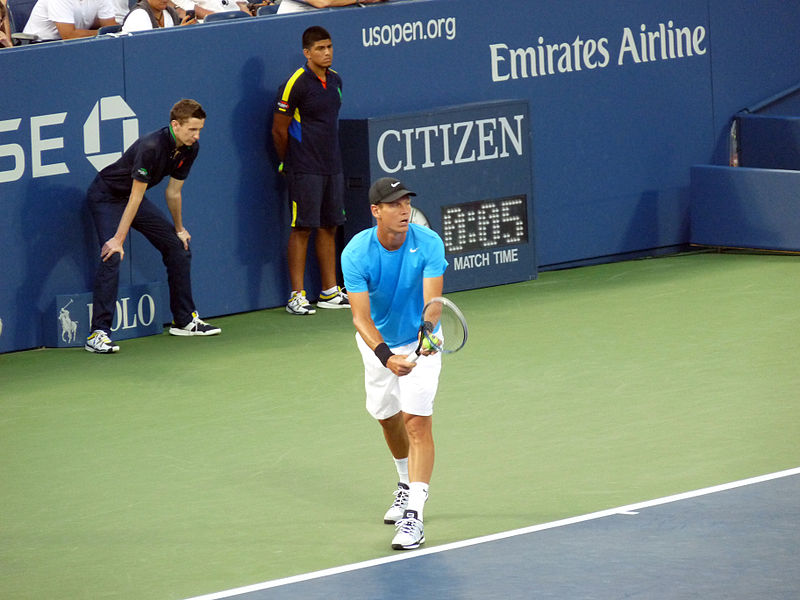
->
xmin=1 ymin=251 xmax=798 ymax=599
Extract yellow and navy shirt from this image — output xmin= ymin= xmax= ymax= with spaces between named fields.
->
xmin=96 ymin=126 xmax=198 ymax=198
xmin=275 ymin=65 xmax=343 ymax=175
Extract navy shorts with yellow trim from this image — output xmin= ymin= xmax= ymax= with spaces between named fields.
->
xmin=287 ymin=172 xmax=346 ymax=228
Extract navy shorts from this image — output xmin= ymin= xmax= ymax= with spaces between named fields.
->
xmin=286 ymin=172 xmax=346 ymax=228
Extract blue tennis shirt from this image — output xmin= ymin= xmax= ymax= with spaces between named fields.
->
xmin=342 ymin=223 xmax=448 ymax=347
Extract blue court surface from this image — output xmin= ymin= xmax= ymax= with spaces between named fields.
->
xmin=187 ymin=468 xmax=800 ymax=600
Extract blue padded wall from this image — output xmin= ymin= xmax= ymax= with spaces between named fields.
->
xmin=691 ymin=166 xmax=800 ymax=251
xmin=2 ymin=0 xmax=800 ymax=352
xmin=739 ymin=116 xmax=800 ymax=171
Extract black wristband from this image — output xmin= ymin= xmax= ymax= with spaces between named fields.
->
xmin=374 ymin=342 xmax=394 ymax=367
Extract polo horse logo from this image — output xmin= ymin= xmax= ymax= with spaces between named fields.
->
xmin=59 ymin=299 xmax=79 ymax=343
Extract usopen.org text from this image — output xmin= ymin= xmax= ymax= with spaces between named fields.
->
xmin=362 ymin=16 xmax=457 ymax=48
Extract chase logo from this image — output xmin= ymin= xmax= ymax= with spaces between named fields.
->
xmin=0 ymin=95 xmax=140 ymax=184
xmin=83 ymin=96 xmax=139 ymax=172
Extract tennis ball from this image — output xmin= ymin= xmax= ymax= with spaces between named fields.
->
xmin=422 ymin=335 xmax=440 ymax=351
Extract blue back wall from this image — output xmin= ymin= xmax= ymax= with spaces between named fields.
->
xmin=1 ymin=0 xmax=799 ymax=352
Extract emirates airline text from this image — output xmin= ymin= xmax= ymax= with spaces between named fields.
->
xmin=490 ymin=20 xmax=707 ymax=82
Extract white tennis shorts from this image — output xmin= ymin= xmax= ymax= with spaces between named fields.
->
xmin=356 ymin=332 xmax=442 ymax=420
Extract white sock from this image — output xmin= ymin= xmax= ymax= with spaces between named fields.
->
xmin=321 ymin=286 xmax=338 ymax=296
xmin=407 ymin=482 xmax=429 ymax=520
xmin=394 ymin=458 xmax=409 ymax=485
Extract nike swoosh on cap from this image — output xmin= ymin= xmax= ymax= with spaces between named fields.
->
xmin=391 ymin=181 xmax=401 ymax=188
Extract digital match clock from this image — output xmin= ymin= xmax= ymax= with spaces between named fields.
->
xmin=440 ymin=196 xmax=529 ymax=254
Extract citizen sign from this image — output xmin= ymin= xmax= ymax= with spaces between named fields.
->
xmin=375 ymin=114 xmax=525 ymax=173
xmin=0 ymin=95 xmax=139 ymax=184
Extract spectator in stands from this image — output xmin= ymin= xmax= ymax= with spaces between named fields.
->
xmin=172 ymin=0 xmax=250 ymax=21
xmin=277 ymin=0 xmax=387 ymax=14
xmin=109 ymin=0 xmax=130 ymax=24
xmin=1 ymin=0 xmax=12 ymax=47
xmin=22 ymin=0 xmax=118 ymax=40
xmin=122 ymin=0 xmax=194 ymax=31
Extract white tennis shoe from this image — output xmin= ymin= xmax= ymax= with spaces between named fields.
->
xmin=391 ymin=509 xmax=425 ymax=550
xmin=85 ymin=330 xmax=119 ymax=354
xmin=383 ymin=482 xmax=410 ymax=524
xmin=286 ymin=291 xmax=316 ymax=315
xmin=316 ymin=287 xmax=350 ymax=309
xmin=169 ymin=312 xmax=221 ymax=336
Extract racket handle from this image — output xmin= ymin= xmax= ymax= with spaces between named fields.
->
xmin=406 ymin=351 xmax=421 ymax=363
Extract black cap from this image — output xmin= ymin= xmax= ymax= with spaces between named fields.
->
xmin=368 ymin=177 xmax=416 ymax=205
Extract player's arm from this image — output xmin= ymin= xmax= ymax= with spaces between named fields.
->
xmin=165 ymin=177 xmax=191 ymax=250
xmin=422 ymin=274 xmax=444 ymax=305
xmin=350 ymin=290 xmax=416 ymax=377
xmin=416 ymin=274 xmax=444 ymax=355
xmin=271 ymin=112 xmax=292 ymax=163
xmin=101 ymin=179 xmax=147 ymax=262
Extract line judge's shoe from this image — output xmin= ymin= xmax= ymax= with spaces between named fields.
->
xmin=85 ymin=330 xmax=120 ymax=354
xmin=392 ymin=509 xmax=425 ymax=550
xmin=384 ymin=482 xmax=410 ymax=524
xmin=286 ymin=290 xmax=316 ymax=315
xmin=316 ymin=287 xmax=350 ymax=309
xmin=168 ymin=312 xmax=221 ymax=336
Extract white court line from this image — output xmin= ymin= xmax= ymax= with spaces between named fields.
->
xmin=184 ymin=466 xmax=800 ymax=600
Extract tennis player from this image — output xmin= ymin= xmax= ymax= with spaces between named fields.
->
xmin=341 ymin=177 xmax=448 ymax=550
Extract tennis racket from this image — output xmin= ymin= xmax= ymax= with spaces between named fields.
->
xmin=407 ymin=296 xmax=468 ymax=362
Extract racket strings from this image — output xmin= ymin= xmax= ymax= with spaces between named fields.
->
xmin=422 ymin=300 xmax=466 ymax=353
xmin=437 ymin=311 xmax=465 ymax=352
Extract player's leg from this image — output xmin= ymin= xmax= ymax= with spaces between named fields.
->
xmin=404 ymin=413 xmax=434 ymax=491
xmin=392 ymin=349 xmax=441 ymax=549
xmin=378 ymin=412 xmax=411 ymax=524
xmin=398 ymin=350 xmax=440 ymax=502
xmin=379 ymin=412 xmax=409 ymax=459
xmin=132 ymin=198 xmax=219 ymax=336
xmin=85 ymin=183 xmax=123 ymax=353
xmin=356 ymin=333 xmax=409 ymax=523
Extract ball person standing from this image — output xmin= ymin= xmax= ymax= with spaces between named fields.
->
xmin=272 ymin=25 xmax=350 ymax=315
xmin=341 ymin=177 xmax=448 ymax=550
xmin=85 ymin=99 xmax=220 ymax=353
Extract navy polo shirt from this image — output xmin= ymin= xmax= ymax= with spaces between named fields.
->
xmin=95 ymin=126 xmax=199 ymax=198
xmin=275 ymin=65 xmax=343 ymax=175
